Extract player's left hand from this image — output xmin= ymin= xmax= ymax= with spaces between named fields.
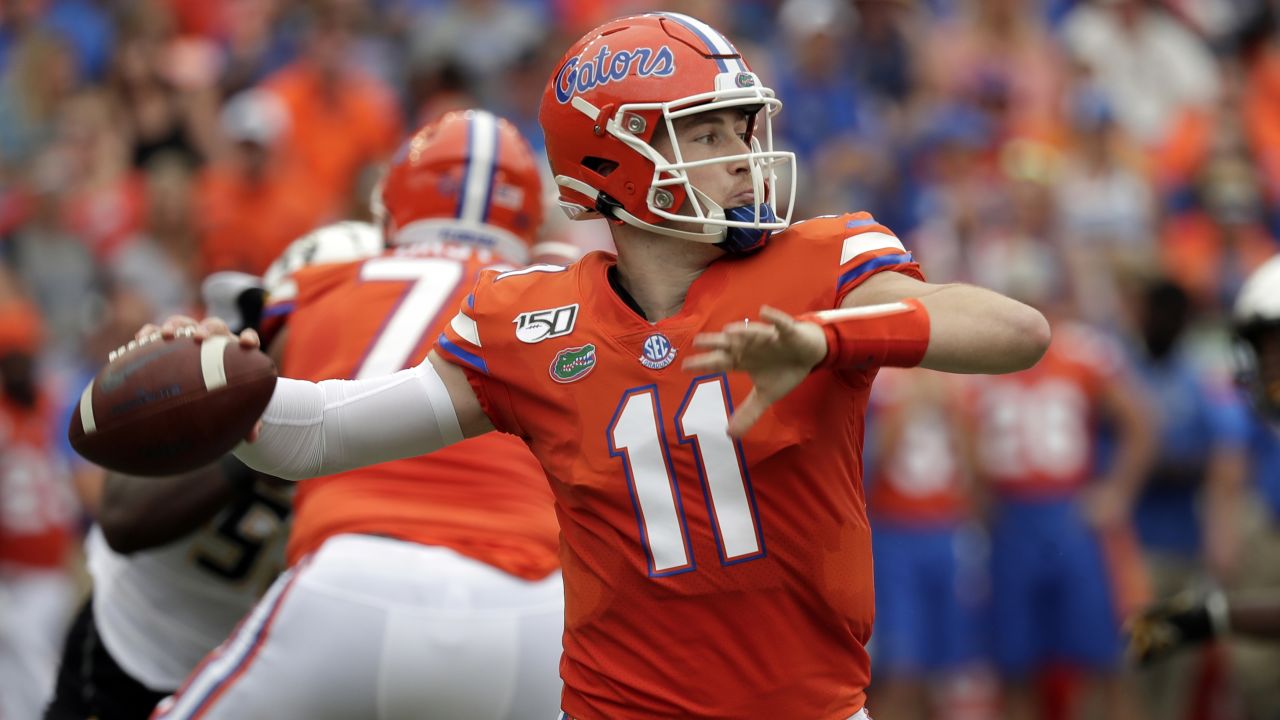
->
xmin=683 ymin=306 xmax=827 ymax=437
xmin=1080 ymin=482 xmax=1130 ymax=529
xmin=1126 ymin=591 xmax=1223 ymax=666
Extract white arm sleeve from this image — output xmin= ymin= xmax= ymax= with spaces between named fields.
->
xmin=233 ymin=360 xmax=464 ymax=481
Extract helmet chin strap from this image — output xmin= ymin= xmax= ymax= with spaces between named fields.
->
xmin=555 ymin=175 xmax=725 ymax=243
xmin=692 ymin=186 xmax=775 ymax=256
xmin=614 ymin=205 xmax=725 ymax=243
xmin=554 ymin=175 xmax=772 ymax=254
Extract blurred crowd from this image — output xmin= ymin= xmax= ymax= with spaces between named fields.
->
xmin=1 ymin=0 xmax=1280 ymax=718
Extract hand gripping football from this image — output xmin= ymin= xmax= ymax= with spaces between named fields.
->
xmin=68 ymin=332 xmax=277 ymax=476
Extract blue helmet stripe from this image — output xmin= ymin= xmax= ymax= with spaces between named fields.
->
xmin=656 ymin=13 xmax=745 ymax=73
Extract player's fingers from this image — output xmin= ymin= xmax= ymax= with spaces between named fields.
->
xmin=727 ymin=387 xmax=770 ymax=438
xmin=682 ymin=349 xmax=733 ymax=373
xmin=159 ymin=315 xmax=200 ymax=339
xmin=135 ymin=323 xmax=163 ymax=342
xmin=244 ymin=419 xmax=262 ymax=443
xmin=198 ymin=316 xmax=233 ymax=340
xmin=238 ymin=328 xmax=261 ymax=349
xmin=692 ymin=332 xmax=732 ymax=350
xmin=723 ymin=323 xmax=778 ymax=343
xmin=758 ymin=305 xmax=798 ymax=335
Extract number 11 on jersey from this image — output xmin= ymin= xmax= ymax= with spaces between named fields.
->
xmin=607 ymin=374 xmax=765 ymax=577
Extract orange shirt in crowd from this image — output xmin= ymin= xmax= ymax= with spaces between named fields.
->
xmin=264 ymin=61 xmax=402 ymax=220
xmin=1160 ymin=211 xmax=1275 ymax=305
xmin=196 ymin=164 xmax=320 ymax=275
xmin=1245 ymin=48 xmax=1280 ymax=202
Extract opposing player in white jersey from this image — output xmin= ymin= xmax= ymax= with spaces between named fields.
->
xmin=150 ymin=110 xmax=565 ymax=720
xmin=44 ymin=224 xmax=382 ymax=720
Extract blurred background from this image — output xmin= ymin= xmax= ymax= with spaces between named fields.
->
xmin=1 ymin=0 xmax=1279 ymax=718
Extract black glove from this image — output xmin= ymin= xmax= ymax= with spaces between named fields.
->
xmin=1127 ymin=590 xmax=1228 ymax=666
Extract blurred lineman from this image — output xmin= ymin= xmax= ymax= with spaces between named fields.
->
xmin=44 ymin=275 xmax=293 ymax=720
xmin=0 ymin=299 xmax=78 ymax=720
xmin=1130 ymin=254 xmax=1280 ymax=719
xmin=154 ymin=111 xmax=565 ymax=720
xmin=44 ymin=463 xmax=290 ymax=720
xmin=864 ymin=368 xmax=987 ymax=720
xmin=1124 ymin=277 xmax=1249 ymax=718
xmin=154 ymin=14 xmax=1047 ymax=719
xmin=968 ymin=319 xmax=1155 ymax=720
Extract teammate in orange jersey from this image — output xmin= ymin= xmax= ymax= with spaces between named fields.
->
xmin=0 ymin=299 xmax=79 ymax=720
xmin=151 ymin=13 xmax=1049 ymax=719
xmin=968 ymin=321 xmax=1155 ymax=720
xmin=151 ymin=111 xmax=565 ymax=720
xmin=864 ymin=368 xmax=989 ymax=720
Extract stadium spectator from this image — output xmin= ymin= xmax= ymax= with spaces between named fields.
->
xmin=195 ymin=88 xmax=319 ymax=275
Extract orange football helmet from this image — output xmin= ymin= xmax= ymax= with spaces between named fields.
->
xmin=379 ymin=109 xmax=544 ymax=264
xmin=539 ymin=12 xmax=795 ymax=254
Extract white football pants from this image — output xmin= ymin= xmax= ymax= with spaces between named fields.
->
xmin=154 ymin=534 xmax=565 ymax=720
xmin=0 ymin=568 xmax=74 ymax=720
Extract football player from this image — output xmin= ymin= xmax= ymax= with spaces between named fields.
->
xmin=0 ymin=298 xmax=78 ymax=720
xmin=43 ymin=273 xmax=295 ymax=720
xmin=152 ymin=13 xmax=1049 ymax=719
xmin=151 ymin=111 xmax=565 ymax=720
xmin=1128 ymin=255 xmax=1280 ymax=712
xmin=968 ymin=317 xmax=1154 ymax=720
xmin=863 ymin=368 xmax=986 ymax=719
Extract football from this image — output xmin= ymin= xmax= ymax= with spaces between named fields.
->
xmin=68 ymin=332 xmax=277 ymax=477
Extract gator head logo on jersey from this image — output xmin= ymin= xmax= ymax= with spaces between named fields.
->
xmin=639 ymin=333 xmax=677 ymax=370
xmin=551 ymin=344 xmax=597 ymax=383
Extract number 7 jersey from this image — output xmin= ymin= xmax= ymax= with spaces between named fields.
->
xmin=437 ymin=213 xmax=922 ymax=719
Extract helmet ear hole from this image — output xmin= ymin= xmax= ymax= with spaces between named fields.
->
xmin=582 ymin=156 xmax=619 ymax=177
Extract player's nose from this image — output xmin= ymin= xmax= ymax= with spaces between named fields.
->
xmin=727 ymin=146 xmax=750 ymax=174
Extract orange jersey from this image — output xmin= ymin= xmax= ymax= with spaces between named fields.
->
xmin=438 ymin=213 xmax=922 ymax=720
xmin=970 ymin=323 xmax=1121 ymax=499
xmin=0 ymin=394 xmax=74 ymax=569
xmin=276 ymin=241 xmax=559 ymax=581
xmin=866 ymin=368 xmax=970 ymax=525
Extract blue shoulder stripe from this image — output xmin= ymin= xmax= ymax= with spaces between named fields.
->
xmin=437 ymin=333 xmax=489 ymax=375
xmin=836 ymin=252 xmax=914 ymax=292
xmin=262 ymin=302 xmax=295 ymax=318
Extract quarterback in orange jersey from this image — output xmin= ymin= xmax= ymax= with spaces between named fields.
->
xmin=152 ymin=111 xmax=565 ymax=720
xmin=153 ymin=12 xmax=1049 ymax=720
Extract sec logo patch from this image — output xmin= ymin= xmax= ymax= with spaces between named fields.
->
xmin=639 ymin=333 xmax=676 ymax=370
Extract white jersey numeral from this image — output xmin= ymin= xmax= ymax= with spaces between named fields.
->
xmin=608 ymin=375 xmax=764 ymax=576
xmin=978 ymin=378 xmax=1089 ymax=481
xmin=356 ymin=258 xmax=465 ymax=378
